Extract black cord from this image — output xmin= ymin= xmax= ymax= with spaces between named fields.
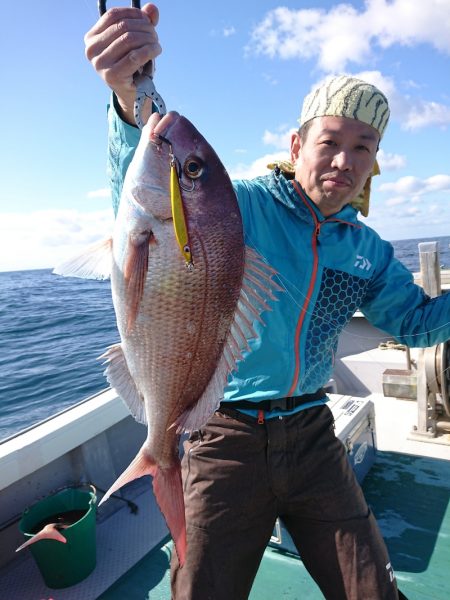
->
xmin=94 ymin=485 xmax=139 ymax=515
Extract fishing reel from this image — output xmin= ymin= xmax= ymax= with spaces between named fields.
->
xmin=424 ymin=341 xmax=450 ymax=418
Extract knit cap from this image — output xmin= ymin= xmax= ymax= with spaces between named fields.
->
xmin=299 ymin=75 xmax=390 ymax=138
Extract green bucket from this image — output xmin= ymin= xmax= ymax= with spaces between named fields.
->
xmin=19 ymin=485 xmax=97 ymax=589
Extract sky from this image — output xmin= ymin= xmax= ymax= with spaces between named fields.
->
xmin=1 ymin=0 xmax=450 ymax=272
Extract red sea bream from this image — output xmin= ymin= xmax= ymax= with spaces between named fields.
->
xmin=53 ymin=111 xmax=281 ymax=565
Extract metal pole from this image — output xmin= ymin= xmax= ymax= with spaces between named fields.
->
xmin=412 ymin=242 xmax=442 ymax=439
xmin=418 ymin=241 xmax=441 ymax=298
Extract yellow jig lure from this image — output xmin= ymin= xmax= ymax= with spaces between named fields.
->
xmin=169 ymin=154 xmax=193 ymax=268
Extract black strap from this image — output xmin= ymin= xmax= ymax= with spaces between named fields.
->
xmin=220 ymin=388 xmax=326 ymax=412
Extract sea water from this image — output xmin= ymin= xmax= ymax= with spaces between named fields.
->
xmin=1 ymin=235 xmax=450 ymax=441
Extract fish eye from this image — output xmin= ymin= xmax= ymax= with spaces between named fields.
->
xmin=183 ymin=157 xmax=204 ymax=179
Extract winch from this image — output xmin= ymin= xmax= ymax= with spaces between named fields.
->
xmin=424 ymin=341 xmax=450 ymax=419
xmin=382 ymin=241 xmax=450 ymax=441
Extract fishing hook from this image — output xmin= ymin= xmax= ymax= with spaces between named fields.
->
xmin=158 ymin=135 xmax=195 ymax=192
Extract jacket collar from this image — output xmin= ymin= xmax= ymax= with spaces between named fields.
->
xmin=262 ymin=170 xmax=360 ymax=225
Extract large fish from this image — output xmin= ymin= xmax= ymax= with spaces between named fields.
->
xmin=53 ymin=111 xmax=282 ymax=565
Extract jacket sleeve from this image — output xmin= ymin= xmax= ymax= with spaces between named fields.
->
xmin=107 ymin=94 xmax=141 ymax=216
xmin=360 ymin=239 xmax=450 ymax=347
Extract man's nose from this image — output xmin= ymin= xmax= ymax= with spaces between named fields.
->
xmin=331 ymin=151 xmax=352 ymax=171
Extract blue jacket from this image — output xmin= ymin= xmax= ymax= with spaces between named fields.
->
xmin=107 ymin=103 xmax=450 ymax=409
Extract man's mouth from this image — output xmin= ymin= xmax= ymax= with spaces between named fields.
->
xmin=322 ymin=174 xmax=353 ymax=187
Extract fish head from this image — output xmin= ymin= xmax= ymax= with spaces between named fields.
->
xmin=122 ymin=111 xmax=177 ymax=223
xmin=113 ymin=110 xmax=242 ymax=332
xmin=125 ymin=111 xmax=236 ymax=227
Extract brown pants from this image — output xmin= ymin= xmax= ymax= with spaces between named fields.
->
xmin=171 ymin=405 xmax=398 ymax=600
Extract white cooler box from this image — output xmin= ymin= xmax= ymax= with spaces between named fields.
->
xmin=269 ymin=395 xmax=377 ymax=555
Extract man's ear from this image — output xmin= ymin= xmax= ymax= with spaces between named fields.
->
xmin=290 ymin=132 xmax=301 ymax=164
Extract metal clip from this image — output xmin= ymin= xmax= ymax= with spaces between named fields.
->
xmin=98 ymin=0 xmax=167 ymax=128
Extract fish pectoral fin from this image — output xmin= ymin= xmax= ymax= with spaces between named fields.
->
xmin=98 ymin=344 xmax=147 ymax=425
xmin=53 ymin=238 xmax=113 ymax=280
xmin=15 ymin=524 xmax=67 ymax=552
xmin=124 ymin=234 xmax=151 ymax=332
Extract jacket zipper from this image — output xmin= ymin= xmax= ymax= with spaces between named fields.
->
xmin=287 ymin=181 xmax=360 ymax=396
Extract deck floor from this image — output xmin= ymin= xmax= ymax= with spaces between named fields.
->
xmin=2 ymin=393 xmax=448 ymax=599
xmin=98 ymin=450 xmax=450 ymax=600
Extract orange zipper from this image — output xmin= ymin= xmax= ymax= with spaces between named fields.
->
xmin=287 ymin=181 xmax=360 ymax=396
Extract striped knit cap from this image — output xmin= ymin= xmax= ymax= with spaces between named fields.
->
xmin=300 ymin=75 xmax=390 ymax=138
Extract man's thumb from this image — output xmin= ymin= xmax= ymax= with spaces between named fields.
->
xmin=142 ymin=3 xmax=159 ymax=26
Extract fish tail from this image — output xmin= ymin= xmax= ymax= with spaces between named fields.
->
xmin=98 ymin=447 xmax=187 ymax=566
xmin=16 ymin=524 xmax=67 ymax=552
xmin=153 ymin=463 xmax=187 ymax=567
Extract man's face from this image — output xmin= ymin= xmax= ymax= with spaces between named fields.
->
xmin=291 ymin=116 xmax=379 ymax=216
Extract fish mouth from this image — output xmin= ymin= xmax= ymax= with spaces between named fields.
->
xmin=146 ymin=111 xmax=181 ymax=145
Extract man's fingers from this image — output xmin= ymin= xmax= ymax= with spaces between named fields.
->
xmin=96 ymin=39 xmax=162 ymax=89
xmin=142 ymin=3 xmax=159 ymax=26
xmin=87 ymin=6 xmax=151 ymax=38
xmin=84 ymin=2 xmax=162 ymax=116
xmin=85 ymin=14 xmax=155 ymax=59
xmin=87 ymin=20 xmax=158 ymax=61
xmin=90 ymin=30 xmax=160 ymax=73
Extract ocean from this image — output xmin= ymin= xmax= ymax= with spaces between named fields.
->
xmin=1 ymin=235 xmax=450 ymax=442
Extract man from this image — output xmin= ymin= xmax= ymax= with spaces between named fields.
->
xmin=85 ymin=5 xmax=448 ymax=600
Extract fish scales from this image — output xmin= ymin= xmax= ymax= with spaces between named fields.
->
xmin=52 ymin=111 xmax=282 ymax=567
xmin=116 ymin=226 xmax=244 ymax=467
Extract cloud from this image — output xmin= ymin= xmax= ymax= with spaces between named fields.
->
xmin=262 ymin=126 xmax=296 ymax=150
xmin=0 ymin=209 xmax=114 ymax=272
xmin=405 ymin=206 xmax=421 ymax=216
xmin=247 ymin=1 xmax=450 ymax=72
xmin=246 ymin=5 xmax=367 ymax=71
xmin=87 ymin=188 xmax=111 ymax=199
xmin=223 ymin=26 xmax=236 ymax=37
xmin=379 ymin=174 xmax=450 ymax=196
xmin=366 ymin=190 xmax=450 ymax=240
xmin=209 ymin=25 xmax=237 ymax=38
xmin=227 ymin=151 xmax=290 ymax=180
xmin=262 ymin=73 xmax=279 ymax=86
xmin=376 ymin=149 xmax=406 ymax=171
xmin=227 ymin=123 xmax=296 ymax=179
xmin=404 ymin=101 xmax=450 ymax=130
xmin=385 ymin=196 xmax=407 ymax=207
xmin=247 ymin=4 xmax=450 ymax=130
xmin=373 ymin=173 xmax=450 ymax=236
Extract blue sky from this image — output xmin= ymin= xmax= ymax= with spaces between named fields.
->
xmin=1 ymin=0 xmax=450 ymax=271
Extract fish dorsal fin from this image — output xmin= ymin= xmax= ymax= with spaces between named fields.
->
xmin=53 ymin=238 xmax=113 ymax=280
xmin=175 ymin=246 xmax=283 ymax=432
xmin=98 ymin=343 xmax=147 ymax=425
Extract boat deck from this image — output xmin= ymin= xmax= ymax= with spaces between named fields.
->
xmin=1 ymin=394 xmax=449 ymax=599
xmin=98 ymin=449 xmax=450 ymax=600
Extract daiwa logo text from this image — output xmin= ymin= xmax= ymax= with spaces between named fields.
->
xmin=354 ymin=255 xmax=372 ymax=271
